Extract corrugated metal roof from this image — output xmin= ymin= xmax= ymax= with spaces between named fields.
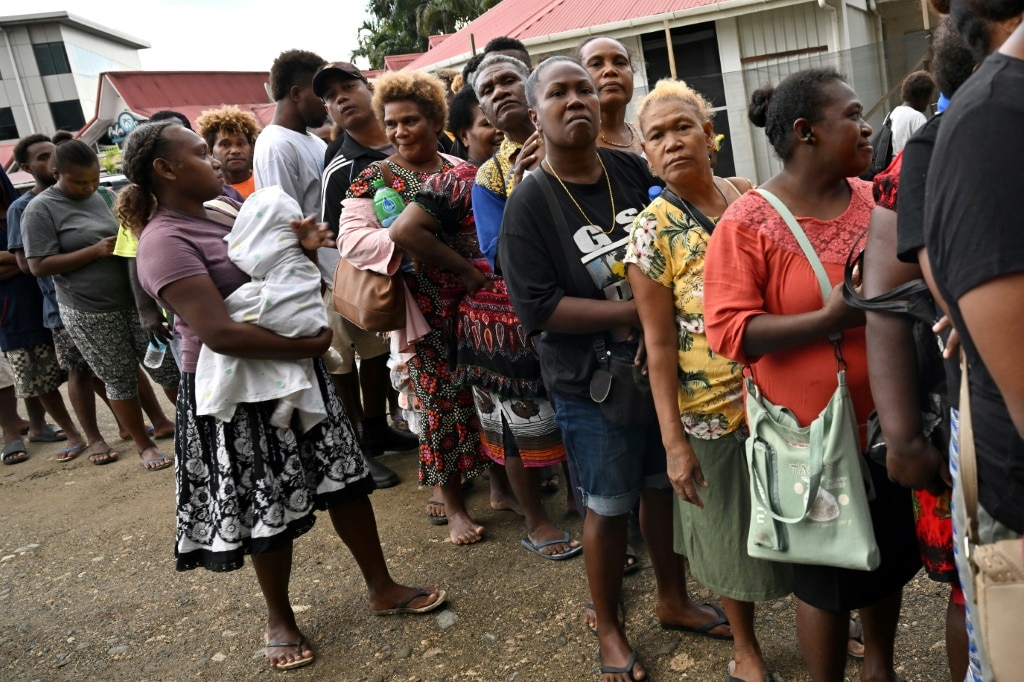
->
xmin=383 ymin=53 xmax=423 ymax=71
xmin=106 ymin=71 xmax=271 ymax=112
xmin=404 ymin=0 xmax=723 ymax=70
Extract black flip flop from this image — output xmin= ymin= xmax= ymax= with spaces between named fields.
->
xmin=659 ymin=602 xmax=733 ymax=640
xmin=426 ymin=500 xmax=448 ymax=526
xmin=600 ymin=650 xmax=641 ymax=679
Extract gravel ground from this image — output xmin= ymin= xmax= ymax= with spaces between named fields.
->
xmin=0 ymin=391 xmax=952 ymax=681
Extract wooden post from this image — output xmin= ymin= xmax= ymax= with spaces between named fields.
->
xmin=470 ymin=33 xmax=477 ymax=56
xmin=664 ymin=20 xmax=677 ymax=78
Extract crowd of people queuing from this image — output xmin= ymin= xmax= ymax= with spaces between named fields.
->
xmin=1 ymin=0 xmax=1021 ymax=676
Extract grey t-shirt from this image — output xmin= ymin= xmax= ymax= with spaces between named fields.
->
xmin=20 ymin=186 xmax=132 ymax=313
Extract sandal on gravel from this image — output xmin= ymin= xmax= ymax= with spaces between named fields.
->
xmin=28 ymin=424 xmax=66 ymax=442
xmin=539 ymin=471 xmax=559 ymax=494
xmin=138 ymin=452 xmax=172 ymax=471
xmin=728 ymin=659 xmax=783 ymax=682
xmin=521 ymin=532 xmax=582 ymax=561
xmin=372 ymin=588 xmax=447 ymax=616
xmin=56 ymin=444 xmax=87 ymax=462
xmin=266 ymin=635 xmax=314 ymax=671
xmin=599 ymin=650 xmax=641 ymax=679
xmin=1 ymin=440 xmax=28 ymax=465
xmin=848 ymin=618 xmax=865 ymax=660
xmin=426 ymin=500 xmax=448 ymax=526
xmin=624 ymin=545 xmax=640 ymax=576
xmin=659 ymin=602 xmax=733 ymax=640
xmin=88 ymin=449 xmax=118 ymax=466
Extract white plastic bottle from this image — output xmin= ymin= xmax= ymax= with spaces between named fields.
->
xmin=143 ymin=340 xmax=167 ymax=369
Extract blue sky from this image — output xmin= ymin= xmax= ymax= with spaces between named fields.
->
xmin=12 ymin=1 xmax=370 ymax=71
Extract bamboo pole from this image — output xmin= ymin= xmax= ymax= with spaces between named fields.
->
xmin=664 ymin=20 xmax=677 ymax=78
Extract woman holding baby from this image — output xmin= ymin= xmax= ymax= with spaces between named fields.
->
xmin=116 ymin=119 xmax=447 ymax=673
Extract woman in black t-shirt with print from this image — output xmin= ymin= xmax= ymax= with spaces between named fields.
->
xmin=500 ymin=56 xmax=732 ymax=681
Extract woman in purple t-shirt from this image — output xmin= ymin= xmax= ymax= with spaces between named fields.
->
xmin=116 ymin=120 xmax=447 ymax=672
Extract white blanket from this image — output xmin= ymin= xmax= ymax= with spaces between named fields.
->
xmin=195 ymin=186 xmax=328 ymax=431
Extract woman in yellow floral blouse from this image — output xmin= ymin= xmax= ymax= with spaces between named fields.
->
xmin=625 ymin=79 xmax=791 ymax=682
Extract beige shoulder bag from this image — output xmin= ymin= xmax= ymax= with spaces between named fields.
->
xmin=959 ymin=353 xmax=1024 ymax=680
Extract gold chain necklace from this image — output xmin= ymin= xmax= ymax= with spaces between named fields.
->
xmin=599 ymin=122 xmax=637 ymax=149
xmin=544 ymin=154 xmax=617 ymax=235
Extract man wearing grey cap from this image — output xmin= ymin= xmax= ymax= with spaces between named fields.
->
xmin=314 ymin=61 xmax=417 ymax=488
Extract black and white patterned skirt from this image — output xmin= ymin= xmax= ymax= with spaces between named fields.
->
xmin=175 ymin=359 xmax=373 ymax=572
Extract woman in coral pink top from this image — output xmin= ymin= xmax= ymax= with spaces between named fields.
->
xmin=704 ymin=67 xmax=921 ymax=682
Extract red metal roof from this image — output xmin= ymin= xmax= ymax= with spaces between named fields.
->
xmin=383 ymin=53 xmax=423 ymax=72
xmin=105 ymin=71 xmax=272 ymax=125
xmin=0 ymin=142 xmax=16 ymax=176
xmin=403 ymin=0 xmax=723 ymax=70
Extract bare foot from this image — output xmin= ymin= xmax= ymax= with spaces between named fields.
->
xmin=585 ymin=600 xmax=625 ymax=634
xmin=655 ymin=599 xmax=733 ymax=639
xmin=368 ymin=583 xmax=445 ymax=613
xmin=488 ymin=466 xmax=524 ymax=515
xmin=490 ymin=490 xmax=524 ymax=515
xmin=150 ymin=423 xmax=175 ymax=439
xmin=447 ymin=511 xmax=484 ymax=545
xmin=265 ymin=625 xmax=313 ymax=670
xmin=524 ymin=522 xmax=579 ymax=557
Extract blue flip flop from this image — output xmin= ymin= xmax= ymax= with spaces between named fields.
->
xmin=521 ymin=532 xmax=582 ymax=561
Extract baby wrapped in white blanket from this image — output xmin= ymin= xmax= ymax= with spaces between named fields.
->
xmin=195 ymin=186 xmax=331 ymax=431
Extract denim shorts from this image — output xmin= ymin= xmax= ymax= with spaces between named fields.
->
xmin=552 ymin=393 xmax=669 ymax=517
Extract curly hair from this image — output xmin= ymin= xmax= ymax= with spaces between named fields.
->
xmin=447 ymin=87 xmax=481 ymax=138
xmin=968 ymin=0 xmax=1024 ymax=20
xmin=932 ymin=19 xmax=978 ymax=97
xmin=482 ymin=36 xmax=531 ymax=67
xmin=748 ymin=67 xmax=847 ymax=160
xmin=269 ymin=49 xmax=326 ymax=101
xmin=901 ymin=70 xmax=936 ymax=109
xmin=53 ymin=139 xmax=98 ymax=173
xmin=950 ymin=0 xmax=994 ymax=62
xmin=115 ymin=121 xmax=177 ymax=235
xmin=371 ymin=70 xmax=448 ymax=131
xmin=13 ymin=134 xmax=51 ymax=166
xmin=52 ymin=130 xmax=74 ymax=144
xmin=149 ymin=109 xmax=192 ymax=130
xmin=637 ymin=79 xmax=714 ymax=129
xmin=195 ymin=105 xmax=261 ymax=151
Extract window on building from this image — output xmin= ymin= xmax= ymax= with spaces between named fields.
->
xmin=0 ymin=108 xmax=17 ymax=141
xmin=33 ymin=42 xmax=72 ymax=76
xmin=49 ymin=100 xmax=85 ymax=133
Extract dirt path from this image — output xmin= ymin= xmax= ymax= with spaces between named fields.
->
xmin=0 ymin=391 xmax=952 ymax=681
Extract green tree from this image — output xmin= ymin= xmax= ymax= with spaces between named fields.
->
xmin=354 ymin=0 xmax=501 ymax=68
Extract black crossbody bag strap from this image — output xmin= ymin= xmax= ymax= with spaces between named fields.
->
xmin=533 ymin=169 xmax=610 ymax=362
xmin=659 ymin=187 xmax=717 ymax=234
xmin=841 ymin=228 xmax=932 ymax=317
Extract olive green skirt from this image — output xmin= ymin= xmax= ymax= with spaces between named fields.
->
xmin=673 ymin=429 xmax=793 ymax=602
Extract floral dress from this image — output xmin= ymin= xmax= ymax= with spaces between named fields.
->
xmin=624 ymin=195 xmax=744 ymax=439
xmin=349 ymin=160 xmax=490 ymax=486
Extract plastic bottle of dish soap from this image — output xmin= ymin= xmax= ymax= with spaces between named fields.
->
xmin=372 ymin=179 xmax=406 ymax=228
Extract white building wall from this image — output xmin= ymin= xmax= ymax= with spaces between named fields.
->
xmin=0 ymin=20 xmax=144 ymax=141
xmin=60 ymin=26 xmax=142 ymax=126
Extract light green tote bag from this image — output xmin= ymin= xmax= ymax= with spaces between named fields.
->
xmin=744 ymin=189 xmax=880 ymax=572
